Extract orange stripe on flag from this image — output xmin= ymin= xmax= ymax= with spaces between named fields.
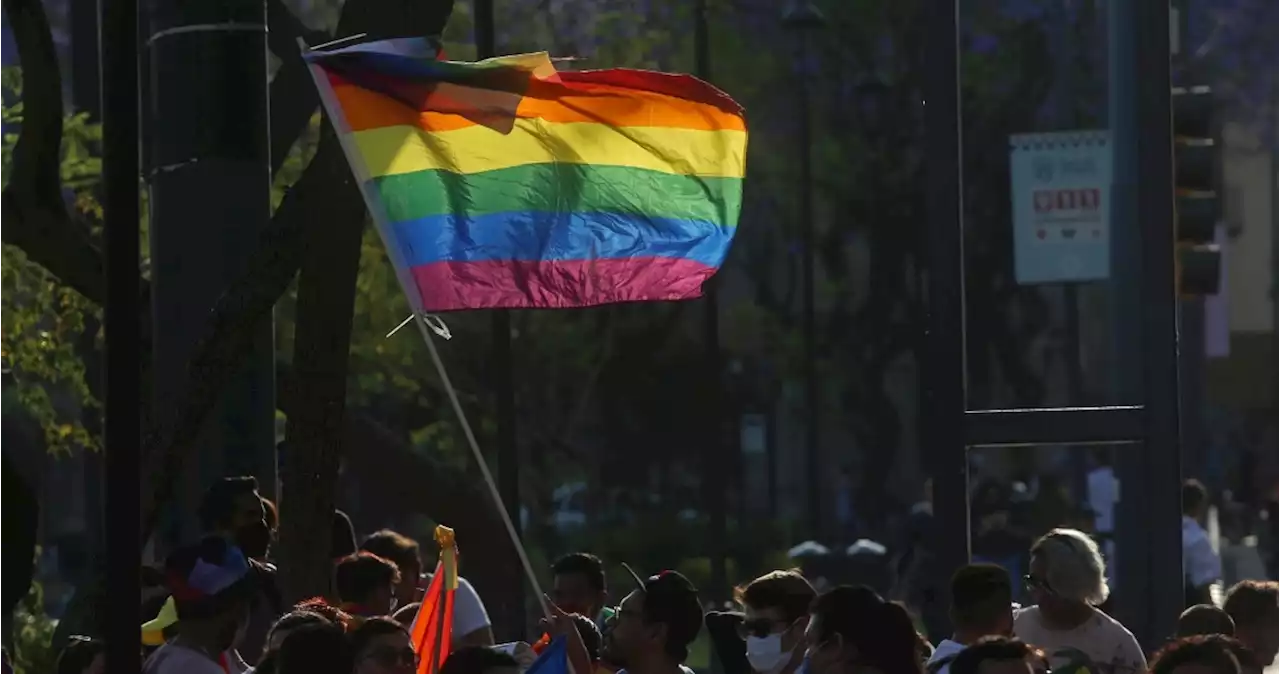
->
xmin=412 ymin=526 xmax=460 ymax=674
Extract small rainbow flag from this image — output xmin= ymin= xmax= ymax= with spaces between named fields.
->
xmin=304 ymin=38 xmax=747 ymax=311
xmin=409 ymin=525 xmax=458 ymax=674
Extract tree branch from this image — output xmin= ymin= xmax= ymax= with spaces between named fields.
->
xmin=0 ymin=0 xmax=106 ymax=307
xmin=266 ymin=0 xmax=326 ymax=176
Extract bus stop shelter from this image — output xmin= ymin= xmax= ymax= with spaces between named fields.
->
xmin=921 ymin=0 xmax=1184 ymax=649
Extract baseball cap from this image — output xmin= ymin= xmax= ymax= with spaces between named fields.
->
xmin=622 ymin=564 xmax=703 ymax=648
xmin=164 ymin=537 xmax=255 ymax=617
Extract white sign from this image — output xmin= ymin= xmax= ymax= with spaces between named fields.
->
xmin=1009 ymin=130 xmax=1112 ymax=284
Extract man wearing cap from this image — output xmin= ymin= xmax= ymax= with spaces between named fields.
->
xmin=601 ymin=567 xmax=704 ymax=674
xmin=143 ymin=537 xmax=257 ymax=674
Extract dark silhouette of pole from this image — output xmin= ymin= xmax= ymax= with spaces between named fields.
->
xmin=146 ymin=0 xmax=276 ymax=529
xmin=472 ymin=0 xmax=523 ymax=638
xmin=1110 ymin=0 xmax=1184 ymax=647
xmin=782 ymin=0 xmax=824 ymax=541
xmin=694 ymin=0 xmax=729 ymax=604
xmin=921 ymin=0 xmax=970 ymax=644
xmin=102 ymin=0 xmax=142 ymax=669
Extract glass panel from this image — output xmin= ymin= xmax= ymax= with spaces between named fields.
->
xmin=958 ymin=0 xmax=1141 ymax=409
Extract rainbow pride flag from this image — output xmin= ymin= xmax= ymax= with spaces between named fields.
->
xmin=304 ymin=38 xmax=747 ymax=311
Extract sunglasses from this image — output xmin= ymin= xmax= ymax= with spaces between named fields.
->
xmin=365 ymin=647 xmax=418 ymax=667
xmin=1023 ymin=575 xmax=1055 ymax=594
xmin=737 ymin=618 xmax=795 ymax=639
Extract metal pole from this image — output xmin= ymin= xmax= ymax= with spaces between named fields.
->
xmin=472 ymin=0 xmax=523 ymax=638
xmin=1171 ymin=0 xmax=1208 ymax=484
xmin=102 ymin=0 xmax=142 ymax=668
xmin=694 ymin=0 xmax=730 ymax=603
xmin=797 ymin=36 xmax=822 ymax=542
xmin=1110 ymin=0 xmax=1183 ymax=648
xmin=1273 ymin=150 xmax=1278 ymax=334
xmin=921 ymin=0 xmax=971 ymax=643
xmin=147 ymin=0 xmax=276 ymax=528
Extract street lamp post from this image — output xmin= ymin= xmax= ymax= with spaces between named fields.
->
xmin=782 ymin=0 xmax=826 ymax=541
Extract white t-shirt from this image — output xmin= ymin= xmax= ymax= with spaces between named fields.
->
xmin=1086 ymin=467 xmax=1117 ymax=533
xmin=926 ymin=639 xmax=965 ymax=674
xmin=143 ymin=643 xmax=227 ymax=674
xmin=1182 ymin=516 xmax=1222 ymax=588
xmin=1013 ymin=607 xmax=1145 ymax=674
xmin=454 ymin=577 xmax=492 ymax=641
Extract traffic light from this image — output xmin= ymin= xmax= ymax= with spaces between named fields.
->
xmin=1172 ymin=85 xmax=1221 ymax=296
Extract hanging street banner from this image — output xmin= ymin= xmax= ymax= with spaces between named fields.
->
xmin=1009 ymin=130 xmax=1112 ymax=284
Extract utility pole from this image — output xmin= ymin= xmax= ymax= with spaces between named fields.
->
xmin=146 ymin=0 xmax=276 ymax=531
xmin=694 ymin=0 xmax=730 ymax=604
xmin=472 ymin=0 xmax=524 ymax=639
xmin=103 ymin=0 xmax=142 ymax=669
xmin=1109 ymin=0 xmax=1184 ymax=648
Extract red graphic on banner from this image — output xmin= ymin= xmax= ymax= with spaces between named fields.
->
xmin=1033 ymin=188 xmax=1101 ymax=213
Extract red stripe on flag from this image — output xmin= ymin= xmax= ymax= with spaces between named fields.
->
xmin=412 ymin=562 xmax=456 ymax=674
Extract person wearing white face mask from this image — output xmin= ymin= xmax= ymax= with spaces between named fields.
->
xmin=736 ymin=570 xmax=816 ymax=674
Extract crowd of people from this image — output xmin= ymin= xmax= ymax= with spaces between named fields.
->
xmin=41 ymin=475 xmax=1280 ymax=674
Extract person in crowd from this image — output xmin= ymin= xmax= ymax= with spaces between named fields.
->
xmin=928 ymin=564 xmax=1014 ymax=674
xmin=56 ymin=636 xmax=105 ymax=674
xmin=705 ymin=610 xmax=750 ymax=674
xmin=1012 ymin=529 xmax=1144 ymax=674
xmin=1183 ymin=480 xmax=1223 ymax=607
xmin=349 ymin=617 xmax=418 ymax=674
xmin=947 ymin=637 xmax=1036 ymax=674
xmin=571 ymin=613 xmax=605 ymax=665
xmin=294 ymin=597 xmax=354 ymax=628
xmin=274 ymin=622 xmax=354 ymax=674
xmin=388 ymin=597 xmax=494 ymax=647
xmin=553 ymin=553 xmax=609 ymax=624
xmin=199 ymin=477 xmax=283 ymax=664
xmin=361 ymin=530 xmax=425 ymax=609
xmin=249 ymin=610 xmax=331 ymax=674
xmin=440 ymin=647 xmax=521 ymax=674
xmin=1177 ymin=605 xmax=1236 ymax=638
xmin=1149 ymin=635 xmax=1244 ymax=674
xmin=803 ymin=585 xmax=922 ymax=674
xmin=333 ymin=510 xmax=360 ymax=560
xmin=363 ymin=528 xmax=496 ymax=647
xmin=143 ymin=537 xmax=256 ymax=674
xmin=735 ymin=570 xmax=814 ymax=674
xmin=601 ymin=568 xmax=704 ymax=674
xmin=200 ymin=477 xmax=273 ymax=561
xmin=260 ymin=498 xmax=278 ymax=562
xmin=336 ymin=552 xmax=401 ymax=617
xmin=1221 ymin=580 xmax=1279 ymax=669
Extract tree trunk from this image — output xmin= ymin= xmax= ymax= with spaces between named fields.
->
xmin=0 ymin=447 xmax=38 ymax=639
xmin=276 ymin=132 xmax=368 ymax=605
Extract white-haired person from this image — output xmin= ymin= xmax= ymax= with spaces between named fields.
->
xmin=1012 ymin=529 xmax=1146 ymax=674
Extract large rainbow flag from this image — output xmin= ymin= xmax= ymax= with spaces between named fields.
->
xmin=304 ymin=38 xmax=747 ymax=312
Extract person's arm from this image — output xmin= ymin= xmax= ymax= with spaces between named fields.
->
xmin=1185 ymin=535 xmax=1222 ymax=600
xmin=539 ymin=597 xmax=594 ymax=674
xmin=453 ymin=578 xmax=496 ymax=647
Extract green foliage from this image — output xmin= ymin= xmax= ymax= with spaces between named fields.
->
xmin=1 ymin=67 xmax=103 ymax=456
xmin=9 ymin=582 xmax=59 ymax=674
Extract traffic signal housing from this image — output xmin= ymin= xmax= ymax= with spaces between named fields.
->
xmin=1172 ymin=85 xmax=1221 ymax=296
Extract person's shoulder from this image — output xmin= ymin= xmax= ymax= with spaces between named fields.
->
xmin=1013 ymin=605 xmax=1039 ymax=622
xmin=1089 ymin=609 xmax=1139 ymax=640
